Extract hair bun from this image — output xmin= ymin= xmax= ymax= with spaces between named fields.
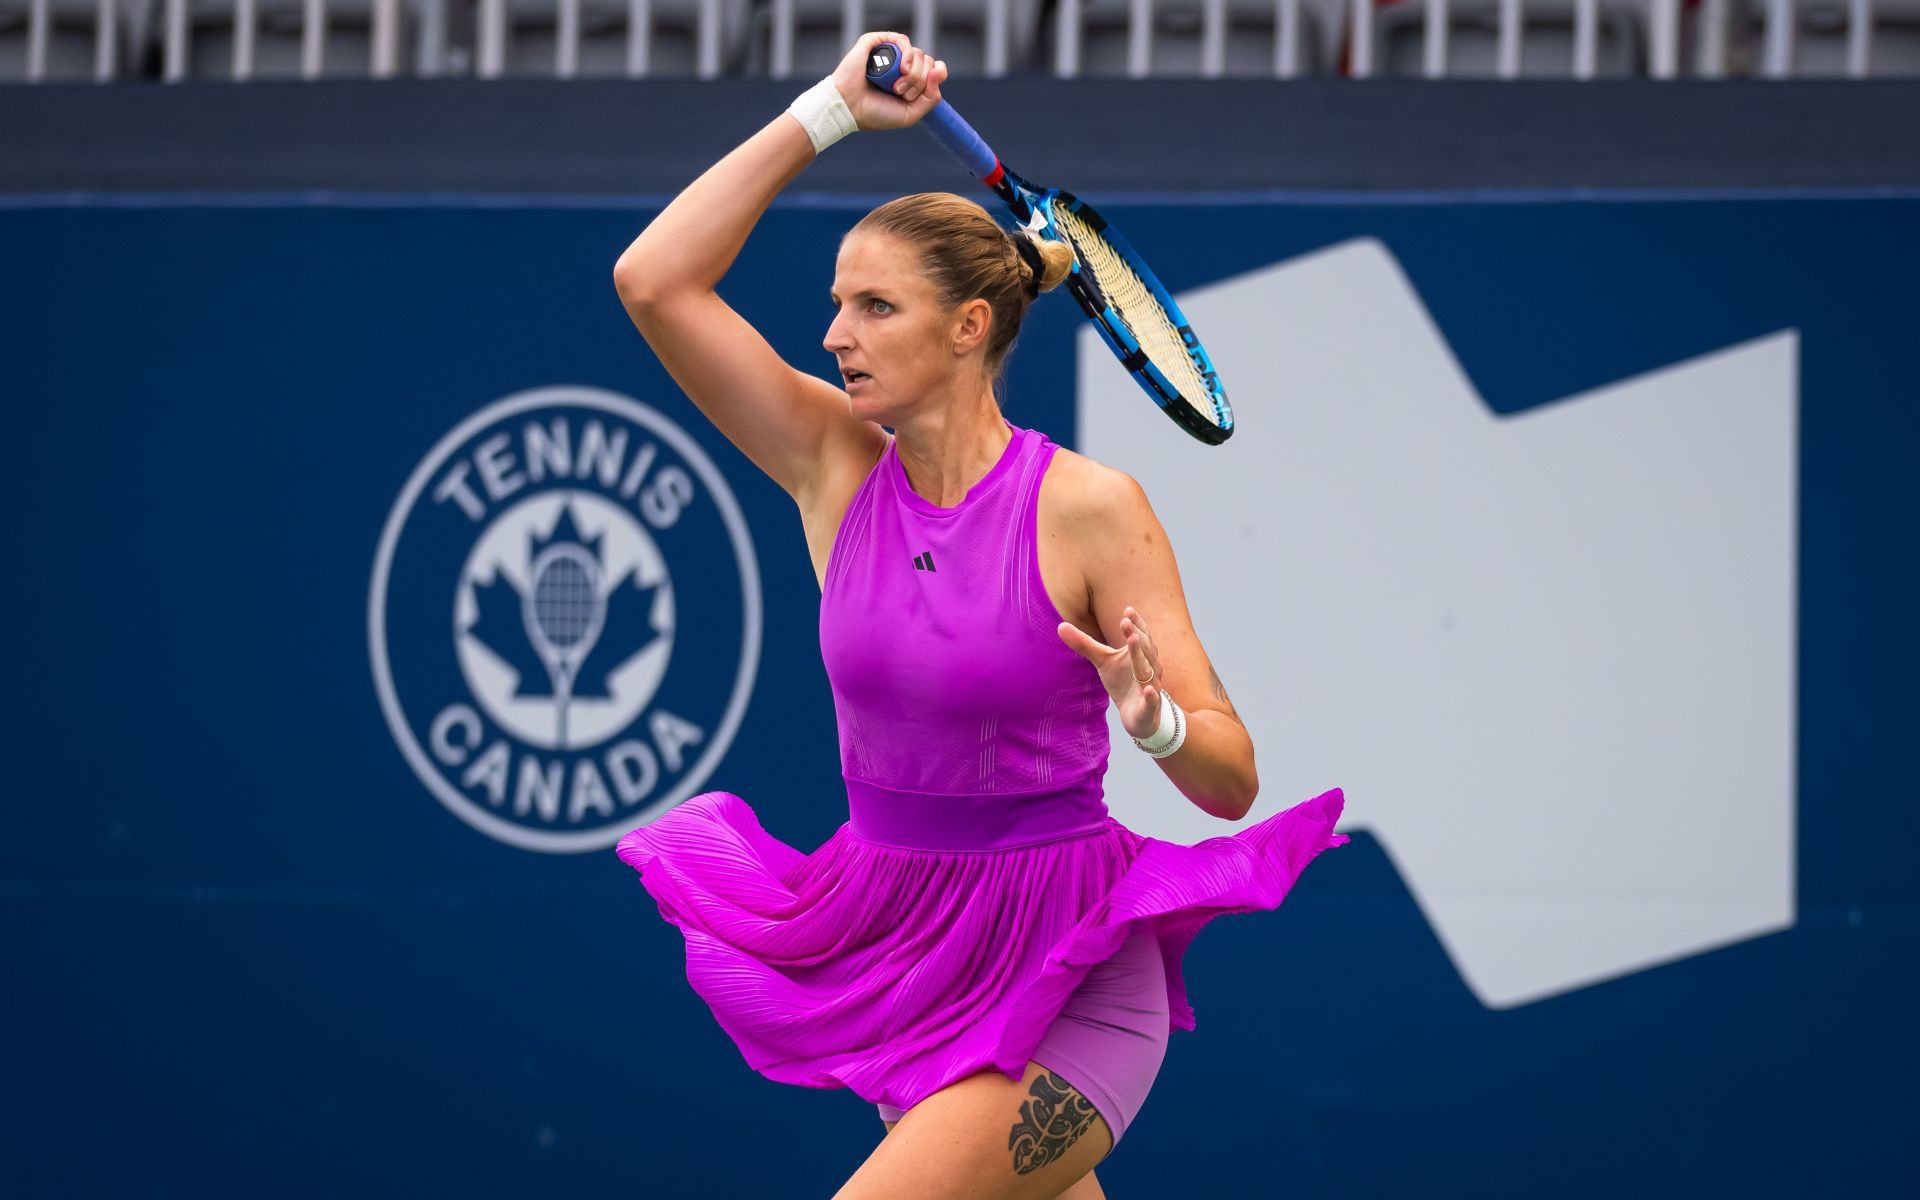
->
xmin=1009 ymin=230 xmax=1046 ymax=297
xmin=1012 ymin=230 xmax=1076 ymax=296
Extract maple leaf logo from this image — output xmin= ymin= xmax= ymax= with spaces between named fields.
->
xmin=466 ymin=502 xmax=661 ymax=706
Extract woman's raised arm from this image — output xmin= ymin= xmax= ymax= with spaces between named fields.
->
xmin=611 ymin=32 xmax=947 ymax=504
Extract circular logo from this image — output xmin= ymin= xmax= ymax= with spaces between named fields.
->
xmin=369 ymin=386 xmax=762 ymax=853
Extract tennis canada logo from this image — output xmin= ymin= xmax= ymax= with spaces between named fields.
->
xmin=369 ymin=385 xmax=762 ymax=853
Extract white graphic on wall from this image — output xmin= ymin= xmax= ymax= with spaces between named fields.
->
xmin=1083 ymin=238 xmax=1797 ymax=1009
xmin=370 ymin=386 xmax=762 ymax=854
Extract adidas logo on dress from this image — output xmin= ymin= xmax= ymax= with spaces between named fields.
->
xmin=912 ymin=550 xmax=937 ymax=572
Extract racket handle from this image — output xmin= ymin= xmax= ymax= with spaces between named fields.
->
xmin=864 ymin=41 xmax=999 ymax=182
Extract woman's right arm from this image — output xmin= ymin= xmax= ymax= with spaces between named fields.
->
xmin=611 ymin=33 xmax=946 ymax=507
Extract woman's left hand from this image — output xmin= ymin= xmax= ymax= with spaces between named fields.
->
xmin=1056 ymin=605 xmax=1165 ymax=740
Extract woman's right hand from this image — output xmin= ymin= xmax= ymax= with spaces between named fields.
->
xmin=831 ymin=32 xmax=948 ymax=133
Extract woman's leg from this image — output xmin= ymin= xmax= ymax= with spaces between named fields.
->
xmin=877 ymin=1120 xmax=1106 ymax=1197
xmin=849 ymin=927 xmax=1165 ymax=1198
xmin=836 ymin=1059 xmax=1112 ymax=1200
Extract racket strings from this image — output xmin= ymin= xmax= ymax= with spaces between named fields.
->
xmin=1050 ymin=206 xmax=1215 ymax=419
xmin=533 ymin=556 xmax=600 ymax=650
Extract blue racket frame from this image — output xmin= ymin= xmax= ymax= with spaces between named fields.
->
xmin=864 ymin=44 xmax=1234 ymax=445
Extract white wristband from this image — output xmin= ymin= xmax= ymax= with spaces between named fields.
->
xmin=1131 ymin=690 xmax=1186 ymax=759
xmin=785 ymin=76 xmax=858 ymax=156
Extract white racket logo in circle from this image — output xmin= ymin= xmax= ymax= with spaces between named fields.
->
xmin=527 ymin=543 xmax=603 ymax=743
xmin=455 ymin=490 xmax=676 ymax=752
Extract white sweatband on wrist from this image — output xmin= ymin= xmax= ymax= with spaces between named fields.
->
xmin=1131 ymin=690 xmax=1187 ymax=759
xmin=785 ymin=76 xmax=858 ymax=155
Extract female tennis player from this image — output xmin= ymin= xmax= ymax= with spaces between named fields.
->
xmin=611 ymin=32 xmax=1347 ymax=1200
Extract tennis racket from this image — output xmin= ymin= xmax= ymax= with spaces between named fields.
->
xmin=865 ymin=43 xmax=1233 ymax=445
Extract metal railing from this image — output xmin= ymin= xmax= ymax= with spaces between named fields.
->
xmin=4 ymin=0 xmax=1914 ymax=82
xmin=16 ymin=0 xmax=120 ymax=80
xmin=1341 ymin=0 xmax=1680 ymax=78
xmin=168 ymin=0 xmax=410 ymax=80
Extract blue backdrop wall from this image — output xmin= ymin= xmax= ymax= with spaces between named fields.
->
xmin=3 ymin=82 xmax=1916 ymax=1199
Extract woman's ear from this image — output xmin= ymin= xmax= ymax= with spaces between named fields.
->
xmin=950 ymin=298 xmax=993 ymax=356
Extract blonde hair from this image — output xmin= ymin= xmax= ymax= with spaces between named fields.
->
xmin=850 ymin=192 xmax=1075 ymax=382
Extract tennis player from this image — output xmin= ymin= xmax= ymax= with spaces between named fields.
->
xmin=611 ymin=31 xmax=1348 ymax=1200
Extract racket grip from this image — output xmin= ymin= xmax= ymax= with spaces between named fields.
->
xmin=864 ymin=41 xmax=999 ymax=182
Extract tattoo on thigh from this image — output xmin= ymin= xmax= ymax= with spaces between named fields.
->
xmin=1007 ymin=1072 xmax=1100 ymax=1174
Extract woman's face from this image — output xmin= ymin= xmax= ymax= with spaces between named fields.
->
xmin=824 ymin=231 xmax=978 ymax=425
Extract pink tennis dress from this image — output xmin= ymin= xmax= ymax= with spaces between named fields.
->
xmin=615 ymin=417 xmax=1347 ymax=1143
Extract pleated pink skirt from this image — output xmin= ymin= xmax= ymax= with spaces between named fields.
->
xmin=614 ymin=785 xmax=1348 ymax=1142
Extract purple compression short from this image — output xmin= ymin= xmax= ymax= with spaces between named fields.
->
xmin=875 ymin=924 xmax=1170 ymax=1146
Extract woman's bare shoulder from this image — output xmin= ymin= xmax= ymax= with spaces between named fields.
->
xmin=1040 ymin=445 xmax=1149 ymax=527
xmin=1034 ymin=445 xmax=1161 ymax=633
